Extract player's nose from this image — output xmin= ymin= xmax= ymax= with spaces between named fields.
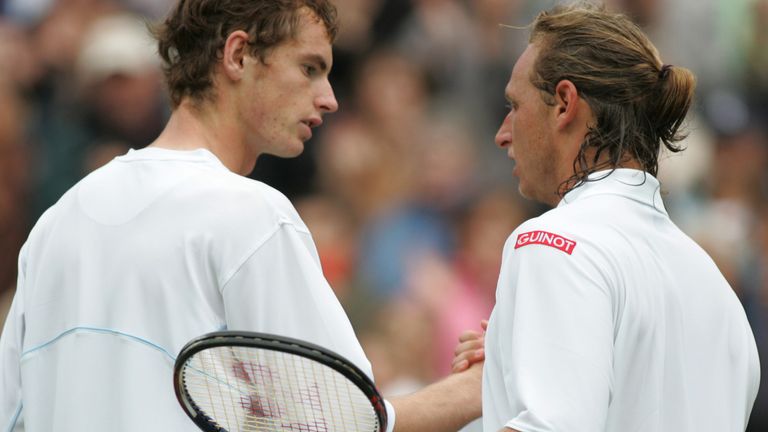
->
xmin=317 ymin=80 xmax=338 ymax=114
xmin=495 ymin=116 xmax=512 ymax=149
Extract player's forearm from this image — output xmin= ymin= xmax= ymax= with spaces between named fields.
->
xmin=389 ymin=364 xmax=482 ymax=432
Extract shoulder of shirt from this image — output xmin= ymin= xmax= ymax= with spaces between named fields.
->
xmin=25 ymin=198 xmax=63 ymax=244
xmin=509 ymin=205 xmax=572 ymax=237
xmin=503 ymin=203 xmax=612 ymax=257
xmin=193 ymin=170 xmax=309 ymax=234
xmin=31 ymin=160 xmax=309 ymax=239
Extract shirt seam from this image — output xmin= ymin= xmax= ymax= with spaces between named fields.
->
xmin=5 ymin=402 xmax=21 ymax=432
xmin=219 ymin=219 xmax=309 ymax=293
xmin=116 ymin=158 xmax=224 ymax=167
xmin=20 ymin=326 xmax=176 ymax=362
xmin=505 ymin=418 xmax=550 ymax=432
xmin=117 ymin=149 xmax=228 ymax=170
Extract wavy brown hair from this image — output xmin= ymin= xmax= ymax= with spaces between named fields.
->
xmin=153 ymin=0 xmax=338 ymax=108
xmin=528 ymin=2 xmax=696 ymax=196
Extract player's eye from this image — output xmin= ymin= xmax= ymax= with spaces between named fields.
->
xmin=303 ymin=64 xmax=318 ymax=77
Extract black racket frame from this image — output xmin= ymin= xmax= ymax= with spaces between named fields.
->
xmin=173 ymin=330 xmax=388 ymax=432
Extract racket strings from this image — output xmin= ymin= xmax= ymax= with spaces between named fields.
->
xmin=181 ymin=345 xmax=379 ymax=431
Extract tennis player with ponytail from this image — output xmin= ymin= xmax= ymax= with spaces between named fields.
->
xmin=453 ymin=2 xmax=760 ymax=431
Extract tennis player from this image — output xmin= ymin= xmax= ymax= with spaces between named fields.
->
xmin=0 ymin=1 xmax=481 ymax=431
xmin=453 ymin=2 xmax=760 ymax=431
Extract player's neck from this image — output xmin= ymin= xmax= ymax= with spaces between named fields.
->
xmin=584 ymin=148 xmax=644 ymax=172
xmin=149 ymin=99 xmax=255 ymax=175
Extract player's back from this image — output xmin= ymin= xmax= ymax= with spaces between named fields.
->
xmin=4 ymin=148 xmax=298 ymax=431
xmin=613 ymin=210 xmax=758 ymax=430
xmin=561 ymin=175 xmax=761 ymax=430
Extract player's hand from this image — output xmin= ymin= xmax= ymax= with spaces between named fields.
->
xmin=451 ymin=320 xmax=488 ymax=373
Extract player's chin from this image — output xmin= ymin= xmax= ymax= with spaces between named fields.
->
xmin=283 ymin=140 xmax=306 ymax=158
xmin=272 ymin=134 xmax=305 ymax=157
xmin=517 ymin=180 xmax=535 ymax=201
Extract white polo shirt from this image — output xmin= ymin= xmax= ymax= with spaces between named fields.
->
xmin=483 ymin=169 xmax=760 ymax=432
xmin=0 ymin=148 xmax=395 ymax=431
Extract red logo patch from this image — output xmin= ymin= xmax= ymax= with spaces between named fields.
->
xmin=515 ymin=230 xmax=577 ymax=255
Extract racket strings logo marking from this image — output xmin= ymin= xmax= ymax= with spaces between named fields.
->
xmin=239 ymin=393 xmax=284 ymax=418
xmin=233 ymin=361 xmax=286 ymax=418
xmin=296 ymin=383 xmax=323 ymax=411
xmin=233 ymin=361 xmax=276 ymax=385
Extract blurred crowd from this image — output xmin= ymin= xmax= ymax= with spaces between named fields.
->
xmin=0 ymin=0 xmax=767 ymax=428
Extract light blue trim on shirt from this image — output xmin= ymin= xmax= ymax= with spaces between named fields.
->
xmin=19 ymin=325 xmax=248 ymax=399
xmin=5 ymin=402 xmax=21 ymax=432
xmin=20 ymin=326 xmax=176 ymax=361
xmin=14 ymin=327 xmax=177 ymax=430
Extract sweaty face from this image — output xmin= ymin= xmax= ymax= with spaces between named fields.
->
xmin=494 ymin=44 xmax=562 ymax=206
xmin=237 ymin=9 xmax=338 ymax=160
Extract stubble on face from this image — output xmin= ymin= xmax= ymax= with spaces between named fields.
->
xmin=237 ymin=9 xmax=334 ymax=163
xmin=505 ymin=44 xmax=562 ymax=207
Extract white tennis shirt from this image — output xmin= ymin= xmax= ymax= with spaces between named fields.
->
xmin=0 ymin=148 xmax=395 ymax=431
xmin=483 ymin=169 xmax=760 ymax=432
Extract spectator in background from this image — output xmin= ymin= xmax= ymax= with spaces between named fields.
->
xmin=74 ymin=12 xmax=167 ymax=171
xmin=0 ymin=21 xmax=36 ymax=322
xmin=691 ymin=126 xmax=768 ymax=287
xmin=744 ymin=202 xmax=768 ymax=430
xmin=2 ymin=0 xmax=174 ymax=22
xmin=0 ymin=86 xmax=31 ymax=323
xmin=705 ymin=123 xmax=768 ymax=429
xmin=746 ymin=0 xmax=768 ymax=116
xmin=22 ymin=0 xmax=122 ymax=219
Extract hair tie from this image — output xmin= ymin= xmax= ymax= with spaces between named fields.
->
xmin=659 ymin=64 xmax=673 ymax=80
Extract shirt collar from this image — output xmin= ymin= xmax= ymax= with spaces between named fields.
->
xmin=558 ymin=168 xmax=667 ymax=215
xmin=118 ymin=147 xmax=230 ymax=172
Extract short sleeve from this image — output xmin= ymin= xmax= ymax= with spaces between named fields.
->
xmin=220 ymin=222 xmax=375 ymax=385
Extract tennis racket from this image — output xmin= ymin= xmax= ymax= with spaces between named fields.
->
xmin=173 ymin=331 xmax=388 ymax=432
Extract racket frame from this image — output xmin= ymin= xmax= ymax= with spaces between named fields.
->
xmin=173 ymin=330 xmax=388 ymax=432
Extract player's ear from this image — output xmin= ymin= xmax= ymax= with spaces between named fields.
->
xmin=553 ymin=79 xmax=580 ymax=130
xmin=221 ymin=30 xmax=250 ymax=81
